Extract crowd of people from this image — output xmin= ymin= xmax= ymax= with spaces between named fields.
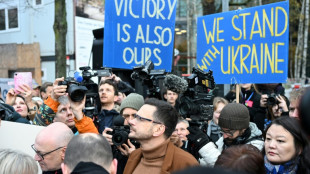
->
xmin=0 ymin=73 xmax=310 ymax=174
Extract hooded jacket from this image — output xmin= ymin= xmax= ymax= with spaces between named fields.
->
xmin=198 ymin=122 xmax=264 ymax=167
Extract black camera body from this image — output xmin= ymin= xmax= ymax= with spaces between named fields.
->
xmin=58 ymin=77 xmax=88 ymax=102
xmin=79 ymin=66 xmax=100 ymax=119
xmin=267 ymin=93 xmax=279 ymax=106
xmin=179 ymin=68 xmax=215 ymax=122
xmin=131 ymin=60 xmax=166 ymax=99
xmin=108 ymin=125 xmax=130 ymax=146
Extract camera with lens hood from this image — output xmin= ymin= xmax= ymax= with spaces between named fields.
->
xmin=58 ymin=77 xmax=88 ymax=102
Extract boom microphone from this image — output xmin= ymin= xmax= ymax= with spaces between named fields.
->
xmin=163 ymin=74 xmax=188 ymax=94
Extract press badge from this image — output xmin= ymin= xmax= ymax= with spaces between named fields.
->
xmin=245 ymin=100 xmax=253 ymax=107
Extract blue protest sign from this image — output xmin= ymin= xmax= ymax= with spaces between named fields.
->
xmin=197 ymin=1 xmax=289 ymax=84
xmin=103 ymin=0 xmax=177 ymax=72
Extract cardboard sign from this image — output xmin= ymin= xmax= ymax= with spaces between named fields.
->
xmin=104 ymin=0 xmax=177 ymax=71
xmin=197 ymin=1 xmax=289 ymax=84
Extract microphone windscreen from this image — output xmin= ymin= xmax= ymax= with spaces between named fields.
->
xmin=163 ymin=74 xmax=188 ymax=94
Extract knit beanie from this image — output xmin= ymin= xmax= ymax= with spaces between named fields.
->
xmin=218 ymin=103 xmax=250 ymax=130
xmin=119 ymin=93 xmax=144 ymax=114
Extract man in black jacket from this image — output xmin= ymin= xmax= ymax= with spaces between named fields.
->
xmin=61 ymin=133 xmax=117 ymax=174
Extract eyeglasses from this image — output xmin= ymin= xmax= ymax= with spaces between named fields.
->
xmin=31 ymin=144 xmax=64 ymax=160
xmin=220 ymin=129 xmax=237 ymax=137
xmin=133 ymin=114 xmax=162 ymax=124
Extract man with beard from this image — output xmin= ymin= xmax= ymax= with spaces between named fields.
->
xmin=124 ymin=98 xmax=198 ymax=174
xmin=187 ymin=103 xmax=264 ymax=167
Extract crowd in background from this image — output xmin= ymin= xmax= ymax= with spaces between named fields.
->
xmin=0 ymin=73 xmax=310 ymax=174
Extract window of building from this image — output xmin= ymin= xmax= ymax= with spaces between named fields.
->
xmin=33 ymin=0 xmax=43 ymax=7
xmin=0 ymin=5 xmax=19 ymax=32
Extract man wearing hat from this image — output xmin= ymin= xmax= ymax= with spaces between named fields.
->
xmin=187 ymin=103 xmax=264 ymax=167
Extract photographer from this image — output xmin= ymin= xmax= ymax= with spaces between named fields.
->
xmin=265 ymin=94 xmax=289 ymax=128
xmin=102 ymin=93 xmax=144 ymax=174
xmin=33 ymin=77 xmax=98 ymax=134
xmin=187 ymin=103 xmax=263 ymax=167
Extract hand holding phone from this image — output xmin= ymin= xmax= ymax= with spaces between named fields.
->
xmin=14 ymin=72 xmax=33 ymax=94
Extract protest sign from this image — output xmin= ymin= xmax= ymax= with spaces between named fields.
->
xmin=104 ymin=0 xmax=177 ymax=71
xmin=197 ymin=1 xmax=289 ymax=84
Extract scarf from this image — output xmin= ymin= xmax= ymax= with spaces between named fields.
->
xmin=207 ymin=120 xmax=221 ymax=139
xmin=264 ymin=156 xmax=298 ymax=174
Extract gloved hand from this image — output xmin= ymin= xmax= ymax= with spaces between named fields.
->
xmin=187 ymin=127 xmax=210 ymax=151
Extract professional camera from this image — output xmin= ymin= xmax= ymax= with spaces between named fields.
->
xmin=58 ymin=77 xmax=88 ymax=102
xmin=179 ymin=67 xmax=216 ymax=129
xmin=131 ymin=60 xmax=166 ymax=99
xmin=78 ymin=66 xmax=100 ymax=119
xmin=107 ymin=116 xmax=139 ymax=147
xmin=267 ymin=93 xmax=279 ymax=106
xmin=109 ymin=125 xmax=130 ymax=146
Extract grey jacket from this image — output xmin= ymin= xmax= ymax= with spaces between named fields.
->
xmin=198 ymin=122 xmax=264 ymax=166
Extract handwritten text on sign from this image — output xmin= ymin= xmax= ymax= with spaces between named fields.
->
xmin=104 ymin=0 xmax=177 ymax=71
xmin=196 ymin=1 xmax=289 ymax=84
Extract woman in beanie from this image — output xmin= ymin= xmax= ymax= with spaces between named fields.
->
xmin=264 ymin=117 xmax=310 ymax=174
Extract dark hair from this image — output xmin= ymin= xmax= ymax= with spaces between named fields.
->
xmin=264 ymin=117 xmax=310 ymax=173
xmin=99 ymin=79 xmax=118 ymax=96
xmin=145 ymin=98 xmax=178 ymax=138
xmin=40 ymin=82 xmax=53 ymax=93
xmin=299 ymin=87 xmax=310 ymax=135
xmin=16 ymin=94 xmax=29 ymax=113
xmin=64 ymin=133 xmax=113 ymax=171
xmin=266 ymin=95 xmax=289 ymax=120
xmin=215 ymin=144 xmax=265 ymax=174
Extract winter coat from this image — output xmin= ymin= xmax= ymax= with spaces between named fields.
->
xmin=198 ymin=122 xmax=264 ymax=167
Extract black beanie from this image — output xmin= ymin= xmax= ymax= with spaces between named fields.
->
xmin=218 ymin=103 xmax=250 ymax=130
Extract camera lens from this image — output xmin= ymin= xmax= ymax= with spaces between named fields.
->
xmin=112 ymin=132 xmax=128 ymax=146
xmin=68 ymin=84 xmax=87 ymax=102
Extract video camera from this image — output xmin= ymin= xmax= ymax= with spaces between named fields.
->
xmin=59 ymin=66 xmax=100 ymax=119
xmin=131 ymin=60 xmax=166 ymax=99
xmin=179 ymin=67 xmax=216 ymax=131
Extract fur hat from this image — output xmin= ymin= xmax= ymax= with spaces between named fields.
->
xmin=119 ymin=93 xmax=144 ymax=114
xmin=218 ymin=103 xmax=250 ymax=130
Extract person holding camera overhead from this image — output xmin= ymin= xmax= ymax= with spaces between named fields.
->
xmin=33 ymin=77 xmax=98 ymax=134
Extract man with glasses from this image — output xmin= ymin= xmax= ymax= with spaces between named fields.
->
xmin=102 ymin=93 xmax=144 ymax=174
xmin=124 ymin=98 xmax=198 ymax=174
xmin=187 ymin=103 xmax=264 ymax=167
xmin=34 ymin=78 xmax=98 ymax=134
xmin=32 ymin=122 xmax=74 ymax=173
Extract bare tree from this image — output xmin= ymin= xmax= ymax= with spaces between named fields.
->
xmin=301 ymin=0 xmax=309 ymax=80
xmin=294 ymin=0 xmax=305 ymax=80
xmin=53 ymin=0 xmax=67 ymax=78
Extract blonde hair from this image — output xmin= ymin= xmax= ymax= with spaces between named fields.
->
xmin=213 ymin=97 xmax=229 ymax=111
xmin=0 ymin=149 xmax=38 ymax=174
